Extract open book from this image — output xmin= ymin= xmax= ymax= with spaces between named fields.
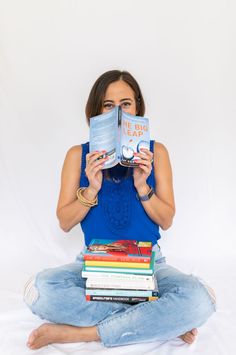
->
xmin=89 ymin=106 xmax=150 ymax=169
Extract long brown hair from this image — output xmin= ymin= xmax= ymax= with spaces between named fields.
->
xmin=85 ymin=70 xmax=145 ymax=125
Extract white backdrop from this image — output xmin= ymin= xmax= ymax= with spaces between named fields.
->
xmin=0 ymin=1 xmax=236 ymax=354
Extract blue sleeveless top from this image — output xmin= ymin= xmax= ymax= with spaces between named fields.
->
xmin=79 ymin=139 xmax=161 ymax=246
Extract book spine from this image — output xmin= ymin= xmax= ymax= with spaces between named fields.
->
xmin=85 ymin=266 xmax=153 ymax=274
xmin=83 ymin=254 xmax=150 ymax=263
xmin=84 ymin=260 xmax=150 ymax=268
xmin=86 ymin=280 xmax=155 ymax=290
xmin=86 ymin=295 xmax=158 ymax=303
xmin=85 ymin=289 xmax=159 ymax=297
xmin=81 ymin=271 xmax=154 ymax=281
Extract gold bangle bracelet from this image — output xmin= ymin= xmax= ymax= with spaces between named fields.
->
xmin=76 ymin=190 xmax=98 ymax=206
xmin=76 ymin=187 xmax=98 ymax=204
xmin=76 ymin=187 xmax=98 ymax=207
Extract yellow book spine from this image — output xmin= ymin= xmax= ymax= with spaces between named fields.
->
xmin=84 ymin=260 xmax=150 ymax=268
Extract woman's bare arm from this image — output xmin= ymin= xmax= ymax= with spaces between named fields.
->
xmin=56 ymin=146 xmax=98 ymax=232
xmin=136 ymin=142 xmax=176 ymax=230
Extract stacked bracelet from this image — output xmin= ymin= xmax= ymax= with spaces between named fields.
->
xmin=76 ymin=187 xmax=98 ymax=207
xmin=136 ymin=185 xmax=155 ymax=201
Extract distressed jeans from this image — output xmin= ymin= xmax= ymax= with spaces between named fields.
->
xmin=23 ymin=245 xmax=216 ymax=347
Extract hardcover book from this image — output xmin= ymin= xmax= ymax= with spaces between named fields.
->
xmin=83 ymin=239 xmax=152 ymax=263
xmin=85 ymin=288 xmax=159 ymax=297
xmin=86 ymin=277 xmax=156 ymax=290
xmin=89 ymin=106 xmax=150 ymax=168
xmin=86 ymin=295 xmax=158 ymax=303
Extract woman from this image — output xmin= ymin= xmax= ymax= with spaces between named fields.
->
xmin=24 ymin=70 xmax=216 ymax=350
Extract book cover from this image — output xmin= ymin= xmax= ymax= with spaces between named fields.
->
xmin=86 ymin=295 xmax=158 ymax=303
xmin=89 ymin=106 xmax=150 ymax=169
xmin=83 ymin=239 xmax=152 ymax=263
xmin=83 ymin=252 xmax=155 ymax=275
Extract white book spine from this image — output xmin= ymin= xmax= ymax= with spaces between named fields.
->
xmin=86 ymin=279 xmax=155 ymax=290
xmin=82 ymin=271 xmax=154 ymax=282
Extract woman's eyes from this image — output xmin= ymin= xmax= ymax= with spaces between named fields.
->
xmin=122 ymin=102 xmax=131 ymax=108
xmin=103 ymin=102 xmax=131 ymax=109
xmin=103 ymin=103 xmax=113 ymax=109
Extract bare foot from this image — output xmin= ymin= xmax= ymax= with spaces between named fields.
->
xmin=26 ymin=323 xmax=99 ymax=350
xmin=179 ymin=328 xmax=198 ymax=344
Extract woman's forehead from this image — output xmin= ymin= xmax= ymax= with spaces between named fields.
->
xmin=104 ymin=81 xmax=135 ymax=100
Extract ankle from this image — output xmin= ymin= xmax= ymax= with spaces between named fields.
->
xmin=79 ymin=326 xmax=100 ymax=342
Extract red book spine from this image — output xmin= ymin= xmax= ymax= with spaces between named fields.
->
xmin=83 ymin=254 xmax=151 ymax=263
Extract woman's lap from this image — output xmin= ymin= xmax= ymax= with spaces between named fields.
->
xmin=23 ymin=247 xmax=216 ymax=346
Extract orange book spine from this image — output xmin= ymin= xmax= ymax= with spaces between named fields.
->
xmin=83 ymin=255 xmax=150 ymax=263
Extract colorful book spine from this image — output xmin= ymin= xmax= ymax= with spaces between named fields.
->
xmin=86 ymin=295 xmax=158 ymax=303
xmin=83 ymin=252 xmax=155 ymax=275
xmin=85 ymin=288 xmax=159 ymax=297
xmin=84 ymin=265 xmax=153 ymax=274
xmin=84 ymin=260 xmax=150 ymax=268
xmin=83 ymin=254 xmax=150 ymax=263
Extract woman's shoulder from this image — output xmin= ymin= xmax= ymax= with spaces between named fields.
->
xmin=63 ymin=144 xmax=85 ymax=167
xmin=65 ymin=144 xmax=82 ymax=158
xmin=153 ymin=141 xmax=170 ymax=159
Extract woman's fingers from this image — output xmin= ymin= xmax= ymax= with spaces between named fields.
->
xmin=86 ymin=150 xmax=106 ymax=165
xmin=135 ymin=162 xmax=150 ymax=173
xmin=90 ymin=156 xmax=108 ymax=169
xmin=85 ymin=151 xmax=108 ymax=178
xmin=134 ymin=148 xmax=153 ymax=161
xmin=134 ymin=149 xmax=153 ymax=174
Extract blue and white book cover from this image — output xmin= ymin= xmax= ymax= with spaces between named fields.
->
xmin=89 ymin=106 xmax=150 ymax=169
xmin=89 ymin=107 xmax=120 ymax=169
xmin=119 ymin=110 xmax=150 ymax=167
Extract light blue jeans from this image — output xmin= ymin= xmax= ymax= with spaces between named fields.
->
xmin=23 ymin=245 xmax=216 ymax=347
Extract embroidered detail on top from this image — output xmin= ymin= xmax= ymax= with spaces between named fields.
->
xmin=101 ymin=180 xmax=132 ymax=233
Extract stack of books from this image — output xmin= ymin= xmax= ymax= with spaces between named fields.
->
xmin=81 ymin=239 xmax=159 ymax=304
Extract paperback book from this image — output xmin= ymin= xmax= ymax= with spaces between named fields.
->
xmin=83 ymin=239 xmax=152 ymax=263
xmin=89 ymin=106 xmax=150 ymax=168
xmin=83 ymin=252 xmax=155 ymax=275
xmin=81 ymin=270 xmax=154 ymax=282
xmin=84 ymin=260 xmax=150 ymax=268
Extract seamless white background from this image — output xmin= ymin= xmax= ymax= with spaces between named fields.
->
xmin=0 ymin=1 xmax=235 ymax=354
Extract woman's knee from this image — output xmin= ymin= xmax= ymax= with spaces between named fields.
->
xmin=23 ymin=274 xmax=39 ymax=307
xmin=177 ymin=275 xmax=216 ymax=325
xmin=23 ymin=267 xmax=58 ymax=308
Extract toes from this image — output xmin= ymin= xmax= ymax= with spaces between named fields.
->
xmin=191 ymin=328 xmax=198 ymax=336
xmin=180 ymin=330 xmax=197 ymax=344
xmin=28 ymin=335 xmax=47 ymax=350
xmin=27 ymin=329 xmax=38 ymax=346
xmin=185 ymin=333 xmax=196 ymax=344
xmin=185 ymin=338 xmax=193 ymax=344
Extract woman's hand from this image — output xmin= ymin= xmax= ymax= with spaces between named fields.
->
xmin=133 ymin=148 xmax=154 ymax=190
xmin=85 ymin=150 xmax=108 ymax=194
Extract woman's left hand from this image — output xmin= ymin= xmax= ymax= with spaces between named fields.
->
xmin=133 ymin=148 xmax=154 ymax=190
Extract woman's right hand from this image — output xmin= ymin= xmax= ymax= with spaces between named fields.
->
xmin=85 ymin=150 xmax=108 ymax=194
